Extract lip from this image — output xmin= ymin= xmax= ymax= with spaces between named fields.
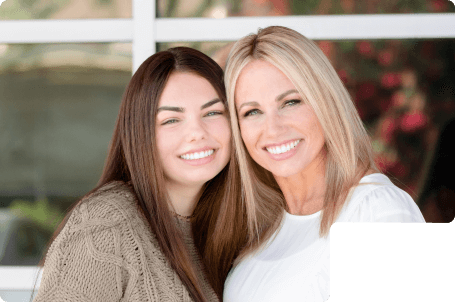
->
xmin=179 ymin=146 xmax=216 ymax=157
xmin=263 ymin=139 xmax=302 ymax=161
xmin=179 ymin=149 xmax=217 ymax=166
xmin=263 ymin=139 xmax=302 ymax=149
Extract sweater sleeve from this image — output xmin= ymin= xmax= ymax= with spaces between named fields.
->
xmin=34 ymin=198 xmax=133 ymax=302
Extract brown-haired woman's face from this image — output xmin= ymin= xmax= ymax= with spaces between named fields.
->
xmin=234 ymin=60 xmax=325 ymax=178
xmin=156 ymin=72 xmax=231 ymax=188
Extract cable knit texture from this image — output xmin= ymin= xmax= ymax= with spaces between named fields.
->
xmin=34 ymin=182 xmax=219 ymax=302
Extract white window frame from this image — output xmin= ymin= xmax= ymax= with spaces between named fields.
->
xmin=1 ymin=0 xmax=455 ymax=291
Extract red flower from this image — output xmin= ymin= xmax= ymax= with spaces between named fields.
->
xmin=378 ymin=49 xmax=394 ymax=66
xmin=356 ymin=41 xmax=374 ymax=57
xmin=381 ymin=72 xmax=401 ymax=89
xmin=399 ymin=111 xmax=428 ymax=133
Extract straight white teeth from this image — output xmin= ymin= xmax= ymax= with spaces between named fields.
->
xmin=266 ymin=140 xmax=301 ymax=155
xmin=180 ymin=149 xmax=214 ymax=160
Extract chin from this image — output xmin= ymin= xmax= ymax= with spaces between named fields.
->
xmin=184 ymin=170 xmax=221 ymax=185
xmin=261 ymin=161 xmax=303 ymax=178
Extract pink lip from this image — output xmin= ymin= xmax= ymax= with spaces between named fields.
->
xmin=179 ymin=147 xmax=216 ymax=157
xmin=263 ymin=139 xmax=302 ymax=161
xmin=179 ymin=150 xmax=217 ymax=166
xmin=263 ymin=139 xmax=301 ymax=149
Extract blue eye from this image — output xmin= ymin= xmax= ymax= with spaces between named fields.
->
xmin=283 ymin=99 xmax=301 ymax=107
xmin=244 ymin=109 xmax=260 ymax=117
xmin=205 ymin=110 xmax=223 ymax=117
xmin=162 ymin=119 xmax=178 ymax=125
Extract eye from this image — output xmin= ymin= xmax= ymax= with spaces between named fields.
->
xmin=244 ymin=109 xmax=261 ymax=117
xmin=161 ymin=118 xmax=179 ymax=125
xmin=205 ymin=110 xmax=224 ymax=117
xmin=282 ymin=99 xmax=301 ymax=108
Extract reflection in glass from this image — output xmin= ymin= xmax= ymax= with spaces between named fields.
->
xmin=0 ymin=0 xmax=132 ymax=20
xmin=0 ymin=42 xmax=132 ymax=265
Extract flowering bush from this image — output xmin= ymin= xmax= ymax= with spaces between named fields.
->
xmin=311 ymin=1 xmax=455 ymax=198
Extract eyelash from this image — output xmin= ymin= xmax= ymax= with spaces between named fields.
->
xmin=161 ymin=110 xmax=224 ymax=125
xmin=243 ymin=99 xmax=301 ymax=117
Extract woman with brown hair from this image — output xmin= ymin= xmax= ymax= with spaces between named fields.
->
xmin=223 ymin=26 xmax=425 ymax=302
xmin=33 ymin=47 xmax=246 ymax=302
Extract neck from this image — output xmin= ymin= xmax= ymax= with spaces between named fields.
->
xmin=274 ymin=156 xmax=326 ymax=216
xmin=165 ymin=181 xmax=204 ymax=217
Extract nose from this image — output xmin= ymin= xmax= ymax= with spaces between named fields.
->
xmin=185 ymin=117 xmax=208 ymax=142
xmin=264 ymin=111 xmax=286 ymax=138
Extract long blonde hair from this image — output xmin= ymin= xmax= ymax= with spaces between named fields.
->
xmin=225 ymin=26 xmax=377 ymax=250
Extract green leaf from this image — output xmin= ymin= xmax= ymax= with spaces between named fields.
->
xmin=9 ymin=198 xmax=64 ymax=232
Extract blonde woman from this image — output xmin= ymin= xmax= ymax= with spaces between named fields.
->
xmin=223 ymin=26 xmax=425 ymax=302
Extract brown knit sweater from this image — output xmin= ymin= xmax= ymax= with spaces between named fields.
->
xmin=34 ymin=182 xmax=219 ymax=302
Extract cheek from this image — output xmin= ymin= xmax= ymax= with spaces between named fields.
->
xmin=239 ymin=121 xmax=258 ymax=152
xmin=209 ymin=118 xmax=231 ymax=143
xmin=156 ymin=129 xmax=178 ymax=159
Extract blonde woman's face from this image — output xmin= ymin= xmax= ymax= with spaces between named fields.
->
xmin=234 ymin=60 xmax=326 ymax=178
xmin=156 ymin=72 xmax=231 ymax=188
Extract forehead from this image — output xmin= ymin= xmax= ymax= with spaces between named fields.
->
xmin=159 ymin=72 xmax=219 ymax=106
xmin=235 ymin=60 xmax=296 ymax=102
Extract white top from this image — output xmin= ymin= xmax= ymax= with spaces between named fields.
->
xmin=223 ymin=173 xmax=425 ymax=302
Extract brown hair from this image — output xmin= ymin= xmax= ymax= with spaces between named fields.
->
xmin=44 ymin=47 xmax=246 ymax=301
xmin=224 ymin=26 xmax=377 ymax=254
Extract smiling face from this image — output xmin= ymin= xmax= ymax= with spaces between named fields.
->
xmin=156 ymin=72 xmax=231 ymax=188
xmin=235 ymin=60 xmax=326 ymax=178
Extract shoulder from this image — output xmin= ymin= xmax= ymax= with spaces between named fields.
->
xmin=340 ymin=174 xmax=425 ymax=222
xmin=66 ymin=181 xmax=145 ymax=229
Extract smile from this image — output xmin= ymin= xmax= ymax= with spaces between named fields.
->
xmin=265 ymin=139 xmax=301 ymax=155
xmin=180 ymin=149 xmax=215 ymax=160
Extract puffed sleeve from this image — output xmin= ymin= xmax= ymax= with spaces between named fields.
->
xmin=34 ymin=201 xmax=127 ymax=302
xmin=348 ymin=185 xmax=426 ymax=223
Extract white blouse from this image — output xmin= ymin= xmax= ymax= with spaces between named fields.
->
xmin=223 ymin=173 xmax=425 ymax=302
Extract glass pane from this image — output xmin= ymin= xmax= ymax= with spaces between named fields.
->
xmin=159 ymin=37 xmax=455 ymax=223
xmin=157 ymin=0 xmax=455 ymax=18
xmin=0 ymin=0 xmax=132 ymax=20
xmin=0 ymin=42 xmax=132 ymax=265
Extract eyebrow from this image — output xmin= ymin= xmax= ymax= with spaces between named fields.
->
xmin=157 ymin=98 xmax=221 ymax=113
xmin=276 ymin=89 xmax=299 ymax=102
xmin=237 ymin=89 xmax=299 ymax=111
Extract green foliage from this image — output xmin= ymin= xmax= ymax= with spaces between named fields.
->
xmin=0 ymin=0 xmax=70 ymax=20
xmin=9 ymin=198 xmax=64 ymax=233
xmin=290 ymin=0 xmax=320 ymax=15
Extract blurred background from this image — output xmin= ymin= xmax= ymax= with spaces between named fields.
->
xmin=0 ymin=0 xmax=454 ymax=275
